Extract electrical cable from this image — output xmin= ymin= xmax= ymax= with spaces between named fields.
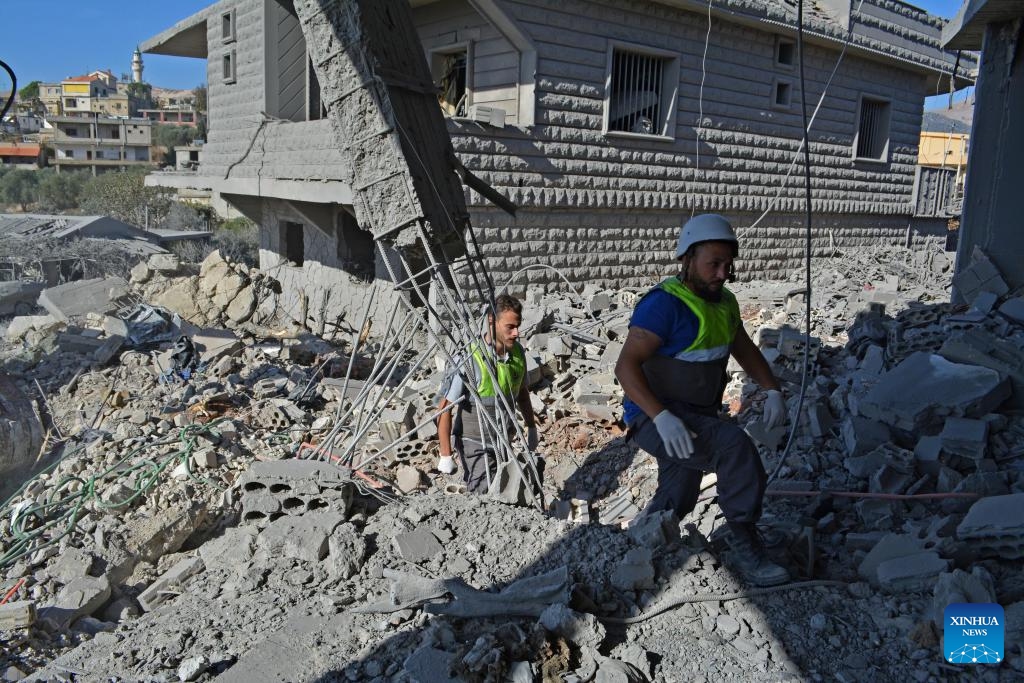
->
xmin=692 ymin=0 xmax=713 ymax=215
xmin=737 ymin=0 xmax=866 ymax=237
xmin=0 ymin=60 xmax=15 ymax=122
xmin=766 ymin=0 xmax=814 ymax=484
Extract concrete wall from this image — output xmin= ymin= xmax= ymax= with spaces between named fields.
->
xmin=465 ymin=208 xmax=944 ymax=291
xmin=257 ymin=198 xmax=406 ymax=333
xmin=200 ymin=0 xmax=350 ymax=184
xmin=953 ymin=18 xmax=1024 ymax=300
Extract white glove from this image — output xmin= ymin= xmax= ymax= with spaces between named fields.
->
xmin=527 ymin=427 xmax=539 ymax=451
xmin=653 ymin=410 xmax=694 ymax=460
xmin=763 ymin=390 xmax=786 ymax=429
xmin=437 ymin=455 xmax=456 ymax=474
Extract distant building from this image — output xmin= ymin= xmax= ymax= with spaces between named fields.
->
xmin=49 ymin=114 xmax=153 ymax=175
xmin=60 ymin=74 xmax=116 ymax=116
xmin=0 ymin=143 xmax=41 ymax=169
xmin=38 ymin=83 xmax=63 ymax=116
xmin=139 ymin=107 xmax=199 ymax=126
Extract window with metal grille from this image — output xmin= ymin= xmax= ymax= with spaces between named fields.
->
xmin=854 ymin=96 xmax=891 ymax=161
xmin=608 ymin=50 xmax=663 ymax=134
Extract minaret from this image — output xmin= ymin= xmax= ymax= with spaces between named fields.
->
xmin=132 ymin=47 xmax=144 ymax=83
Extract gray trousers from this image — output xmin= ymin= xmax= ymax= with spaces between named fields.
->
xmin=628 ymin=400 xmax=766 ymax=523
xmin=455 ymin=436 xmax=496 ymax=494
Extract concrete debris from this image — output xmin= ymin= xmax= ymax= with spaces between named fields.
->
xmin=2 ymin=242 xmax=1023 ymax=681
xmin=37 ymin=277 xmax=131 ymax=322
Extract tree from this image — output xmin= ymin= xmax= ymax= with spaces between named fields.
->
xmin=18 ymin=81 xmax=39 ymax=101
xmin=126 ymin=81 xmax=153 ymax=109
xmin=152 ymin=124 xmax=198 ymax=166
xmin=36 ymin=169 xmax=88 ymax=211
xmin=0 ymin=169 xmax=40 ymax=210
xmin=193 ymin=84 xmax=207 ymax=113
xmin=81 ymin=170 xmax=176 ymax=228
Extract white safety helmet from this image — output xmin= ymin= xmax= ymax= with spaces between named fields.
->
xmin=675 ymin=214 xmax=738 ymax=259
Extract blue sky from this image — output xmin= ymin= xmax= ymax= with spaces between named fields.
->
xmin=1 ymin=0 xmax=970 ymax=107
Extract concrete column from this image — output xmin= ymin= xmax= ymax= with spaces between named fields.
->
xmin=952 ymin=19 xmax=1024 ymax=302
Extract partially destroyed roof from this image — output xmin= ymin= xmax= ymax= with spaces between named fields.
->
xmin=0 ymin=214 xmax=168 ymax=256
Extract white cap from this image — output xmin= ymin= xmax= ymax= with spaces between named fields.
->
xmin=675 ymin=214 xmax=738 ymax=259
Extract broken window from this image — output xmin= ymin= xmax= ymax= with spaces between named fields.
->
xmin=336 ymin=210 xmax=375 ymax=282
xmin=433 ymin=50 xmax=468 ymax=117
xmin=605 ymin=46 xmax=678 ymax=137
xmin=283 ymin=221 xmax=304 ymax=266
xmin=854 ymin=96 xmax=891 ymax=162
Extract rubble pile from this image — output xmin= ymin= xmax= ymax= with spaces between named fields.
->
xmin=132 ymin=251 xmax=287 ymax=332
xmin=1 ymin=242 xmax=1023 ymax=681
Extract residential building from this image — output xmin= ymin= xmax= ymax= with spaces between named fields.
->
xmin=38 ymin=83 xmax=63 ymax=117
xmin=943 ymin=0 xmax=1024 ymax=299
xmin=139 ymin=107 xmax=200 ymax=126
xmin=913 ymin=129 xmax=970 ymax=218
xmin=0 ymin=143 xmax=41 ymax=169
xmin=60 ymin=74 xmax=115 ymax=116
xmin=50 ymin=114 xmax=153 ymax=175
xmin=141 ymin=0 xmax=973 ymax=330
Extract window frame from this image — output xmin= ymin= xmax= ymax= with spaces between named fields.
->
xmin=223 ymin=50 xmax=237 ymax=85
xmin=221 ymin=8 xmax=237 ymax=44
xmin=602 ymin=40 xmax=680 ymax=142
xmin=771 ymin=77 xmax=792 ymax=110
xmin=429 ymin=42 xmax=473 ymax=119
xmin=775 ymin=36 xmax=796 ymax=69
xmin=852 ymin=94 xmax=892 ymax=164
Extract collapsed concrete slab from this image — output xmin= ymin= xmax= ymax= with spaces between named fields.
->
xmin=956 ymin=493 xmax=1024 ymax=559
xmin=859 ymin=352 xmax=1010 ymax=432
xmin=37 ymin=277 xmax=131 ymax=322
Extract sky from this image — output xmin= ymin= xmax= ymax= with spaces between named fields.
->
xmin=1 ymin=0 xmax=971 ymax=106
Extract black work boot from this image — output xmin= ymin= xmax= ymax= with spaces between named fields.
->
xmin=724 ymin=522 xmax=791 ymax=587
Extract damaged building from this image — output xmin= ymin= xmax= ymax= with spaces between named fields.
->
xmin=141 ymin=0 xmax=971 ymax=330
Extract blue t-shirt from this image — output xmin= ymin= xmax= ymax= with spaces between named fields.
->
xmin=622 ymin=288 xmax=699 ymax=425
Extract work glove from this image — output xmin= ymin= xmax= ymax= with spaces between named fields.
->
xmin=653 ymin=410 xmax=694 ymax=460
xmin=763 ymin=390 xmax=786 ymax=430
xmin=527 ymin=426 xmax=539 ymax=451
xmin=437 ymin=455 xmax=456 ymax=474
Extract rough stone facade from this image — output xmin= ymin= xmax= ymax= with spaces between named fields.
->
xmin=144 ymin=0 xmax=970 ymax=319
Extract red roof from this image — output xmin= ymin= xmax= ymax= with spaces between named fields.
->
xmin=0 ymin=144 xmax=40 ymax=157
xmin=63 ymin=75 xmax=99 ymax=83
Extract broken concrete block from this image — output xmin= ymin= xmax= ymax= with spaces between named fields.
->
xmin=913 ymin=436 xmax=943 ymax=476
xmin=869 ymin=461 xmax=913 ymax=494
xmin=177 ymin=654 xmax=208 ymax=682
xmin=952 ymin=249 xmax=1009 ymax=304
xmin=404 ymin=646 xmax=459 ymax=683
xmin=193 ymin=447 xmax=219 ymax=469
xmin=48 ymin=547 xmax=93 ymax=584
xmin=876 ymin=552 xmax=949 ymax=593
xmin=858 ymin=534 xmax=924 ymax=585
xmin=258 ymin=512 xmax=345 ymax=563
xmin=38 ymin=277 xmax=130 ymax=322
xmin=138 ymin=556 xmax=205 ymax=612
xmin=395 ymin=465 xmax=425 ymax=494
xmin=125 ymin=504 xmax=206 ymax=565
xmin=627 ymin=510 xmax=679 ymax=548
xmin=327 ymin=523 xmax=367 ymax=581
xmin=858 ymin=344 xmax=886 ymax=375
xmin=745 ymin=420 xmax=787 ymax=450
xmin=841 ymin=416 xmax=891 ymax=458
xmin=940 ymin=329 xmax=1024 ymax=409
xmin=540 ymin=603 xmax=607 ymax=650
xmin=611 ymin=547 xmax=656 ymax=591
xmin=130 ymin=260 xmax=152 ymax=284
xmin=999 ymin=297 xmax=1024 ymax=325
xmin=931 ymin=568 xmax=996 ymax=628
xmin=956 ymin=493 xmax=1024 ymax=559
xmin=379 ymin=403 xmax=416 ymax=443
xmin=939 ymin=417 xmax=988 ymax=460
xmin=40 ymin=575 xmax=111 ymax=628
xmin=859 ymin=352 xmax=1010 ymax=432
xmin=425 ymin=566 xmax=570 ymax=618
xmin=393 ymin=528 xmax=444 ymax=563
xmin=0 ymin=601 xmax=35 ymax=630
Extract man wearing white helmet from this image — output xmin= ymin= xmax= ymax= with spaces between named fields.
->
xmin=614 ymin=214 xmax=789 ymax=586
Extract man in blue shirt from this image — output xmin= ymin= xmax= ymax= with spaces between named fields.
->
xmin=615 ymin=214 xmax=789 ymax=586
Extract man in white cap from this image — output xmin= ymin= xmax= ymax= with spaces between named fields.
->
xmin=615 ymin=214 xmax=789 ymax=586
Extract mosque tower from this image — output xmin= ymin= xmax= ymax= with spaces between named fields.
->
xmin=132 ymin=46 xmax=144 ymax=83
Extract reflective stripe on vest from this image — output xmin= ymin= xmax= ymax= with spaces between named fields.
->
xmin=637 ymin=278 xmax=740 ymax=409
